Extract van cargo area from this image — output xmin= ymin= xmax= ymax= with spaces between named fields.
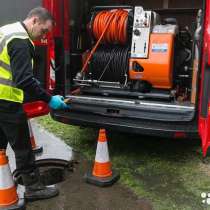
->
xmin=51 ymin=0 xmax=203 ymax=138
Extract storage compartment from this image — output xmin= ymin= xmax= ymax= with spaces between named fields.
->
xmin=62 ymin=0 xmax=204 ymax=122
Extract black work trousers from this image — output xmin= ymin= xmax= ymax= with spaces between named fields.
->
xmin=0 ymin=116 xmax=36 ymax=174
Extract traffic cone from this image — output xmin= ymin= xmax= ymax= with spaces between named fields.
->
xmin=28 ymin=120 xmax=43 ymax=154
xmin=0 ymin=150 xmax=25 ymax=210
xmin=84 ymin=129 xmax=120 ymax=187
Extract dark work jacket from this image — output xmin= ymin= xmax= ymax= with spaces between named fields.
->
xmin=0 ymin=23 xmax=51 ymax=122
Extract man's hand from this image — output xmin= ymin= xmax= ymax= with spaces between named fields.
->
xmin=48 ymin=95 xmax=69 ymax=110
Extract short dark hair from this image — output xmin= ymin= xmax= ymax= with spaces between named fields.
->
xmin=27 ymin=7 xmax=54 ymax=23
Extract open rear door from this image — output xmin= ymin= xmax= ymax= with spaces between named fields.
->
xmin=198 ymin=0 xmax=210 ymax=157
xmin=43 ymin=0 xmax=70 ymax=96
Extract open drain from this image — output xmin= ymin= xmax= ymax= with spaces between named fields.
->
xmin=13 ymin=158 xmax=76 ymax=185
xmin=39 ymin=165 xmax=66 ymax=185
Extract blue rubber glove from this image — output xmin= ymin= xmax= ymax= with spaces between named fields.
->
xmin=48 ymin=95 xmax=69 ymax=110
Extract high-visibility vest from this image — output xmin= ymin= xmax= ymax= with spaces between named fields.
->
xmin=0 ymin=22 xmax=34 ymax=103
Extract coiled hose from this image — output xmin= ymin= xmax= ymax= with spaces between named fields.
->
xmin=89 ymin=45 xmax=129 ymax=84
xmin=72 ymin=9 xmax=129 ymax=94
xmin=81 ymin=9 xmax=129 ymax=74
xmin=92 ymin=9 xmax=128 ymax=45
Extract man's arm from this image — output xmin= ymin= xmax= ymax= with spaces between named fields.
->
xmin=8 ymin=38 xmax=51 ymax=103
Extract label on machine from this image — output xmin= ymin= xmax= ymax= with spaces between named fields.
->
xmin=130 ymin=7 xmax=151 ymax=58
xmin=151 ymin=43 xmax=168 ymax=53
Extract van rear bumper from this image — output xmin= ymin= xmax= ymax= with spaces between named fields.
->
xmin=51 ymin=110 xmax=199 ymax=139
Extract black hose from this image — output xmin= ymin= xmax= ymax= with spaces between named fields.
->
xmin=89 ymin=45 xmax=129 ymax=84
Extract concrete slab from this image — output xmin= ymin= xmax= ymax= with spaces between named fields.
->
xmin=7 ymin=119 xmax=73 ymax=173
xmin=31 ymin=120 xmax=73 ymax=162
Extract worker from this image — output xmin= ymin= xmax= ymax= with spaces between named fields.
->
xmin=0 ymin=7 xmax=68 ymax=201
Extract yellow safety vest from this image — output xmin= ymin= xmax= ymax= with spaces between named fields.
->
xmin=0 ymin=22 xmax=34 ymax=103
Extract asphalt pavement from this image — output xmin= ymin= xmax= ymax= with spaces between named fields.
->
xmin=8 ymin=120 xmax=153 ymax=210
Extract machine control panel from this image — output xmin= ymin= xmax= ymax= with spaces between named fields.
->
xmin=131 ymin=7 xmax=151 ymax=58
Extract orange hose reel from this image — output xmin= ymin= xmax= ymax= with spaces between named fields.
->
xmin=92 ymin=9 xmax=128 ymax=45
xmin=81 ymin=8 xmax=175 ymax=90
xmin=81 ymin=9 xmax=128 ymax=74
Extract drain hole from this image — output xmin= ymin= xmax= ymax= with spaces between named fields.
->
xmin=13 ymin=166 xmax=67 ymax=186
xmin=39 ymin=166 xmax=66 ymax=185
xmin=13 ymin=159 xmax=76 ymax=186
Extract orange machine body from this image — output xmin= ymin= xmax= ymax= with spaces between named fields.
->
xmin=129 ymin=33 xmax=175 ymax=89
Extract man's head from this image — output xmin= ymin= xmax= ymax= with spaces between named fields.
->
xmin=23 ymin=7 xmax=54 ymax=40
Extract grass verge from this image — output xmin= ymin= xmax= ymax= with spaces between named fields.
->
xmin=37 ymin=115 xmax=210 ymax=210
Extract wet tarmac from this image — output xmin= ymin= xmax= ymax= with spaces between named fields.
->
xmin=7 ymin=121 xmax=153 ymax=210
xmin=27 ymin=158 xmax=153 ymax=210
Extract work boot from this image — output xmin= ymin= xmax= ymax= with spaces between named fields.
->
xmin=21 ymin=170 xmax=59 ymax=201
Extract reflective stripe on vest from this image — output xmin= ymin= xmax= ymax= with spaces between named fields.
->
xmin=0 ymin=22 xmax=34 ymax=103
xmin=0 ymin=84 xmax=23 ymax=103
xmin=0 ymin=60 xmax=11 ymax=72
xmin=0 ymin=77 xmax=14 ymax=87
xmin=0 ymin=62 xmax=11 ymax=80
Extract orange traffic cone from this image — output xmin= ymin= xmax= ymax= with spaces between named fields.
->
xmin=0 ymin=150 xmax=25 ymax=210
xmin=84 ymin=129 xmax=120 ymax=187
xmin=28 ymin=120 xmax=43 ymax=154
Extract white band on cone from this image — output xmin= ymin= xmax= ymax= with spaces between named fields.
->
xmin=95 ymin=141 xmax=110 ymax=163
xmin=0 ymin=165 xmax=14 ymax=189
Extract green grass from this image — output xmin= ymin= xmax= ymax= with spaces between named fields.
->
xmin=37 ymin=115 xmax=210 ymax=210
